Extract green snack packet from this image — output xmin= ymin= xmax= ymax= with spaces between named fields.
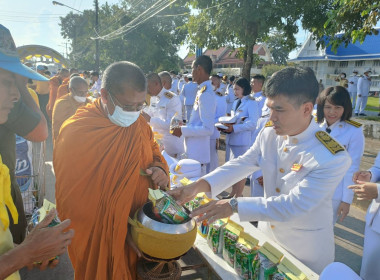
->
xmin=252 ymin=242 xmax=283 ymax=280
xmin=234 ymin=232 xmax=259 ymax=279
xmin=277 ymin=257 xmax=309 ymax=280
xmin=222 ymin=221 xmax=244 ymax=267
xmin=272 ymin=273 xmax=288 ymax=280
xmin=207 ymin=219 xmax=228 ymax=254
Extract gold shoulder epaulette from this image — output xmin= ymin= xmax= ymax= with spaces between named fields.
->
xmin=315 ymin=131 xmax=345 ymax=154
xmin=215 ymin=91 xmax=223 ymax=97
xmin=265 ymin=120 xmax=273 ymax=127
xmin=314 ymin=117 xmax=318 ymax=123
xmin=164 ymin=92 xmax=173 ymax=99
xmin=345 ymin=119 xmax=362 ymax=128
xmin=200 ymin=86 xmax=206 ymax=93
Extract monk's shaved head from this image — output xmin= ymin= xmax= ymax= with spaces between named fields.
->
xmin=69 ymin=76 xmax=88 ymax=90
xmin=102 ymin=61 xmax=146 ymax=95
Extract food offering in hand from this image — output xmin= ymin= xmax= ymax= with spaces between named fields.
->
xmin=28 ymin=199 xmax=61 ymax=264
xmin=148 ymin=188 xmax=190 ymax=224
xmin=169 ymin=112 xmax=183 ymax=134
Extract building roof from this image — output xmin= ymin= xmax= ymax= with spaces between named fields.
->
xmin=291 ymin=29 xmax=380 ymax=61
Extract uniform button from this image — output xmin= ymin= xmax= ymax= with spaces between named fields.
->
xmin=275 ymin=188 xmax=281 ymax=193
xmin=279 ymin=168 xmax=285 ymax=173
xmin=271 ymin=225 xmax=275 ymax=229
xmin=283 ymin=147 xmax=288 ymax=152
xmin=292 ymin=138 xmax=298 ymax=144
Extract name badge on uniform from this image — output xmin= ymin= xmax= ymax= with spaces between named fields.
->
xmin=291 ymin=163 xmax=302 ymax=172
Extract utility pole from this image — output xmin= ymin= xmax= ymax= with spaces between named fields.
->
xmin=95 ymin=0 xmax=100 ymax=71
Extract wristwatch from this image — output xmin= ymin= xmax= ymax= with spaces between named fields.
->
xmin=229 ymin=197 xmax=238 ymax=213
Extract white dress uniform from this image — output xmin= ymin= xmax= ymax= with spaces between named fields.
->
xmin=207 ymin=90 xmax=227 ymax=173
xmin=348 ymin=75 xmax=359 ymax=106
xmin=320 ymin=262 xmax=361 ymax=280
xmin=251 ymin=91 xmax=266 ymax=114
xmin=181 ymin=80 xmax=216 ymax=170
xmin=203 ymin=119 xmax=351 ymax=274
xmin=171 ymin=77 xmax=179 ymax=94
xmin=355 ymin=75 xmax=372 ymax=114
xmin=320 ymin=119 xmax=365 ymax=223
xmin=178 ymin=78 xmax=186 ymax=94
xmin=225 ymin=84 xmax=236 ymax=114
xmin=180 ymin=81 xmax=198 ymax=121
xmin=361 ymin=152 xmax=380 ymax=280
xmin=148 ymin=88 xmax=184 ymax=157
xmin=219 ymin=82 xmax=227 ymax=95
xmin=225 ymin=96 xmax=259 ymax=160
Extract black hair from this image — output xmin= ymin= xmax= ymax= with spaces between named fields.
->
xmin=147 ymin=72 xmax=162 ymax=86
xmin=264 ymin=67 xmax=318 ymax=107
xmin=235 ymin=77 xmax=251 ymax=96
xmin=316 ymin=86 xmax=352 ymax=123
xmin=340 ymin=72 xmax=347 ymax=78
xmin=102 ymin=61 xmax=146 ymax=94
xmin=193 ymin=55 xmax=213 ymax=75
xmin=229 ymin=75 xmax=235 ymax=82
xmin=211 ymin=74 xmax=221 ymax=79
xmin=252 ymin=74 xmax=265 ymax=84
xmin=90 ymin=71 xmax=99 ymax=77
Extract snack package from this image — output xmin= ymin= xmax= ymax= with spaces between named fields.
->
xmin=28 ymin=199 xmax=61 ymax=264
xmin=277 ymin=257 xmax=308 ymax=280
xmin=148 ymin=189 xmax=190 ymax=224
xmin=185 ymin=192 xmax=207 ymax=211
xmin=169 ymin=112 xmax=182 ymax=134
xmin=197 ymin=197 xmax=211 ymax=238
xmin=222 ymin=221 xmax=244 ymax=267
xmin=234 ymin=232 xmax=259 ymax=279
xmin=272 ymin=273 xmax=288 ymax=280
xmin=207 ymin=218 xmax=228 ymax=254
xmin=252 ymin=242 xmax=283 ymax=280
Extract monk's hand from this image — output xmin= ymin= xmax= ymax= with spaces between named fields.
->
xmin=126 ymin=230 xmax=142 ymax=258
xmin=352 ymin=171 xmax=371 ymax=183
xmin=190 ymin=200 xmax=233 ymax=224
xmin=21 ymin=208 xmax=74 ymax=267
xmin=337 ymin=202 xmax=350 ymax=223
xmin=141 ymin=111 xmax=151 ymax=122
xmin=349 ymin=181 xmax=379 ymax=201
xmin=145 ymin=167 xmax=168 ymax=188
xmin=171 ymin=127 xmax=182 ymax=138
xmin=168 ymin=179 xmax=211 ymax=205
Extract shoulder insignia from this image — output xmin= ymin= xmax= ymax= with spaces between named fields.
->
xmin=265 ymin=120 xmax=273 ymax=127
xmin=248 ymin=95 xmax=255 ymax=100
xmin=314 ymin=117 xmax=318 ymax=123
xmin=200 ymin=86 xmax=206 ymax=93
xmin=164 ymin=92 xmax=173 ymax=99
xmin=315 ymin=131 xmax=345 ymax=154
xmin=215 ymin=91 xmax=223 ymax=97
xmin=345 ymin=119 xmax=362 ymax=128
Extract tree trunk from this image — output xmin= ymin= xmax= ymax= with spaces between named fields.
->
xmin=241 ymin=42 xmax=255 ymax=79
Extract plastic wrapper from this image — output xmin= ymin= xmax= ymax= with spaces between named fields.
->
xmin=197 ymin=197 xmax=211 ymax=238
xmin=222 ymin=221 xmax=244 ymax=267
xmin=207 ymin=219 xmax=228 ymax=254
xmin=277 ymin=257 xmax=308 ymax=280
xmin=169 ymin=112 xmax=182 ymax=134
xmin=234 ymin=232 xmax=259 ymax=279
xmin=252 ymin=242 xmax=283 ymax=280
xmin=148 ymin=189 xmax=190 ymax=224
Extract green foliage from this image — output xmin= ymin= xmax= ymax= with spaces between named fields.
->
xmin=264 ymin=30 xmax=300 ymax=65
xmin=261 ymin=64 xmax=286 ymax=78
xmin=59 ymin=0 xmax=189 ymax=72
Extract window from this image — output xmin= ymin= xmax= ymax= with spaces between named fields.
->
xmin=373 ymin=60 xmax=380 ymax=67
xmin=339 ymin=61 xmax=348 ymax=68
xmin=328 ymin=61 xmax=335 ymax=67
xmin=355 ymin=60 xmax=365 ymax=67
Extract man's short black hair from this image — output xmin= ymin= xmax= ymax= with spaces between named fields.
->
xmin=91 ymin=71 xmax=99 ymax=77
xmin=264 ymin=67 xmax=318 ymax=107
xmin=147 ymin=72 xmax=162 ymax=86
xmin=102 ymin=61 xmax=146 ymax=95
xmin=316 ymin=86 xmax=352 ymax=123
xmin=229 ymin=75 xmax=235 ymax=82
xmin=252 ymin=74 xmax=265 ymax=84
xmin=211 ymin=74 xmax=221 ymax=79
xmin=193 ymin=55 xmax=213 ymax=75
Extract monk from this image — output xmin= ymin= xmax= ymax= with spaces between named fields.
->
xmin=52 ymin=76 xmax=91 ymax=143
xmin=46 ymin=69 xmax=69 ymax=119
xmin=54 ymin=61 xmax=169 ymax=279
xmin=56 ymin=71 xmax=80 ymax=101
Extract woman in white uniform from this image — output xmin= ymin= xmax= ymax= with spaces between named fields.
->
xmin=222 ymin=77 xmax=259 ymax=198
xmin=316 ymin=86 xmax=364 ymax=223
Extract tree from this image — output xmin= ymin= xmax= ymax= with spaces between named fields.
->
xmin=261 ymin=64 xmax=286 ymax=78
xmin=265 ymin=30 xmax=299 ymax=65
xmin=59 ymin=0 xmax=189 ymax=72
xmin=186 ymin=0 xmax=315 ymax=79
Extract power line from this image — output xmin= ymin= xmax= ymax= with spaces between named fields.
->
xmin=156 ymin=0 xmax=234 ymax=17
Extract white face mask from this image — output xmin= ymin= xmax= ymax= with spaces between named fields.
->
xmin=73 ymin=95 xmax=87 ymax=103
xmin=340 ymin=75 xmax=345 ymax=78
xmin=107 ymin=94 xmax=140 ymax=127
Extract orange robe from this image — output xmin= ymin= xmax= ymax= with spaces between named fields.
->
xmin=46 ymin=76 xmax=62 ymax=119
xmin=55 ymin=79 xmax=70 ymax=101
xmin=54 ymin=99 xmax=168 ymax=280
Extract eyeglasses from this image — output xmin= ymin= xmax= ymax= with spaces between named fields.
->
xmin=108 ymin=93 xmax=146 ymax=112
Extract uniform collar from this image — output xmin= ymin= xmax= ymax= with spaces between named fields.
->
xmin=157 ymin=87 xmax=166 ymax=98
xmin=284 ymin=117 xmax=320 ymax=146
xmin=323 ymin=119 xmax=342 ymax=130
xmin=253 ymin=91 xmax=263 ymax=98
xmin=198 ymin=80 xmax=212 ymax=90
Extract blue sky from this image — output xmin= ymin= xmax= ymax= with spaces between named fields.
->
xmin=2 ymin=0 xmax=308 ymax=60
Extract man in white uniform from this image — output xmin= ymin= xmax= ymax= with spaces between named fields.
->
xmin=250 ymin=74 xmax=266 ymax=114
xmin=350 ymin=153 xmax=380 ymax=280
xmin=170 ymin=70 xmax=179 ymax=94
xmin=171 ymin=55 xmax=216 ymax=175
xmin=348 ymin=69 xmax=359 ymax=107
xmin=169 ymin=67 xmax=351 ymax=274
xmin=142 ymin=73 xmax=184 ymax=157
xmin=225 ymin=76 xmax=236 ymax=114
xmin=355 ymin=68 xmax=372 ymax=116
xmin=180 ymin=74 xmax=198 ymax=122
